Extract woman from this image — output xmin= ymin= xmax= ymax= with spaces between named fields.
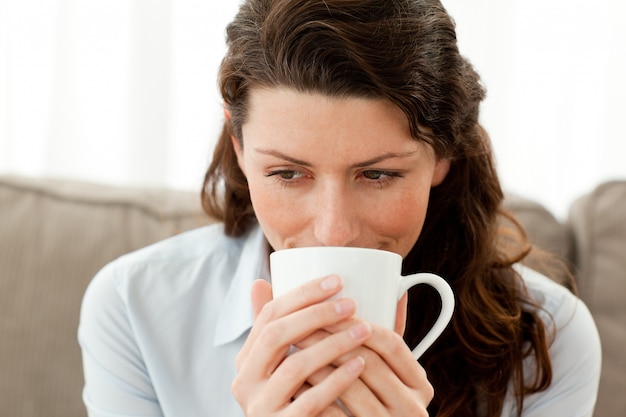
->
xmin=79 ymin=0 xmax=601 ymax=416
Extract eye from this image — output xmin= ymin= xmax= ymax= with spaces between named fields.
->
xmin=265 ymin=169 xmax=305 ymax=181
xmin=358 ymin=170 xmax=405 ymax=188
xmin=362 ymin=170 xmax=384 ymax=180
xmin=361 ymin=170 xmax=402 ymax=181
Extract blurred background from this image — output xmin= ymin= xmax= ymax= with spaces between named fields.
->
xmin=1 ymin=0 xmax=625 ymax=220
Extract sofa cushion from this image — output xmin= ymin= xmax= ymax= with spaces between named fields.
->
xmin=568 ymin=180 xmax=626 ymax=417
xmin=0 ymin=176 xmax=211 ymax=417
xmin=504 ymin=194 xmax=572 ymax=259
xmin=504 ymin=193 xmax=575 ymax=287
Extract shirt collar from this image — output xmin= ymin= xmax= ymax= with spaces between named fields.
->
xmin=214 ymin=223 xmax=270 ymax=346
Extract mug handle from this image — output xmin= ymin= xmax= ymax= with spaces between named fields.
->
xmin=398 ymin=273 xmax=455 ymax=360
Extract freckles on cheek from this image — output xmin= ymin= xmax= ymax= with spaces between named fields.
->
xmin=248 ymin=185 xmax=278 ymax=223
xmin=378 ymin=194 xmax=429 ymax=238
xmin=248 ymin=186 xmax=301 ymax=247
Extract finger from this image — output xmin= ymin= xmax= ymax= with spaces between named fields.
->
xmin=235 ymin=280 xmax=273 ymax=372
xmin=308 ymin=320 xmax=425 ymax=391
xmin=251 ymin=279 xmax=273 ymax=320
xmin=292 ymin=381 xmax=312 ymax=400
xmin=346 ymin=325 xmax=433 ymax=410
xmin=394 ymin=292 xmax=408 ymax=335
xmin=293 ymin=381 xmax=353 ymax=417
xmin=267 ymin=320 xmax=372 ymax=401
xmin=251 ymin=275 xmax=344 ymax=343
xmin=363 ymin=324 xmax=429 ymax=389
xmin=306 ymin=364 xmax=388 ymax=416
xmin=317 ymin=402 xmax=352 ymax=417
xmin=289 ymin=356 xmax=366 ymax=417
xmin=236 ymin=297 xmax=359 ymax=401
xmin=236 ymin=275 xmax=343 ymax=371
xmin=299 ymin=323 xmax=432 ymax=409
xmin=266 ymin=274 xmax=344 ymax=319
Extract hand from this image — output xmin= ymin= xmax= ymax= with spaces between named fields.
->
xmin=295 ymin=315 xmax=434 ymax=416
xmin=232 ymin=276 xmax=373 ymax=416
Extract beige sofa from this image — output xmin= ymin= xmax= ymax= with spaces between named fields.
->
xmin=1 ymin=175 xmax=624 ymax=416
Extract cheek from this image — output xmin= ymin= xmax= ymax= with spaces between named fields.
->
xmin=372 ymin=186 xmax=430 ymax=253
xmin=248 ymin=182 xmax=280 ymax=226
xmin=382 ymin=199 xmax=428 ymax=235
xmin=247 ymin=182 xmax=304 ymax=248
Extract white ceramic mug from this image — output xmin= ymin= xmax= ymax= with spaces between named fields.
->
xmin=270 ymin=246 xmax=455 ymax=359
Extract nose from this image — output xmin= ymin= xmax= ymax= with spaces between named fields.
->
xmin=312 ymin=182 xmax=360 ymax=247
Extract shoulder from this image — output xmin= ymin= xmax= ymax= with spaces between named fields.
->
xmin=516 ymin=263 xmax=600 ymax=352
xmin=515 ymin=264 xmax=599 ymax=352
xmin=514 ymin=265 xmax=580 ymax=328
xmin=79 ymin=222 xmax=266 ymax=369
xmin=511 ymin=265 xmax=602 ymax=416
xmin=79 ymin=223 xmax=264 ymax=415
xmin=95 ymin=223 xmax=250 ymax=284
xmin=80 ymin=223 xmax=263 ymax=324
xmin=109 ymin=222 xmax=245 ymax=271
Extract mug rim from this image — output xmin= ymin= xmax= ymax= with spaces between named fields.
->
xmin=270 ymin=246 xmax=402 ymax=260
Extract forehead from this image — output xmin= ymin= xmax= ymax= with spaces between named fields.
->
xmin=244 ymin=88 xmax=411 ymax=138
xmin=241 ymin=87 xmax=432 ymax=162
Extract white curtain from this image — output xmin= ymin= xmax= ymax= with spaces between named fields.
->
xmin=446 ymin=0 xmax=626 ymax=219
xmin=1 ymin=0 xmax=625 ymax=219
xmin=0 ymin=0 xmax=240 ymax=192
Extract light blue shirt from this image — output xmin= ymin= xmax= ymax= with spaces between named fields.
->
xmin=78 ymin=223 xmax=601 ymax=417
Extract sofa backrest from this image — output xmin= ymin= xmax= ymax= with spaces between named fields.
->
xmin=1 ymin=175 xmax=623 ymax=417
xmin=0 ymin=176 xmax=211 ymax=417
xmin=503 ymin=193 xmax=575 ymax=288
xmin=507 ymin=182 xmax=626 ymax=417
xmin=568 ymin=181 xmax=626 ymax=417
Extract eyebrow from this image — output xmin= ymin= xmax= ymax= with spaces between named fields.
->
xmin=254 ymin=148 xmax=418 ymax=168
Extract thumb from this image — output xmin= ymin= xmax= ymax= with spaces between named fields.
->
xmin=394 ymin=292 xmax=408 ymax=335
xmin=251 ymin=279 xmax=273 ymax=320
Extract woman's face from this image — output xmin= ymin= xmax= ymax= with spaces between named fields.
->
xmin=232 ymin=88 xmax=449 ymax=258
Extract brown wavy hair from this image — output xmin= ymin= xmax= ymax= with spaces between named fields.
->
xmin=202 ymin=0 xmax=564 ymax=415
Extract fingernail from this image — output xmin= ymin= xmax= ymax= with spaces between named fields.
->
xmin=348 ymin=322 xmax=371 ymax=340
xmin=334 ymin=298 xmax=355 ymax=315
xmin=321 ymin=275 xmax=341 ymax=291
xmin=346 ymin=356 xmax=365 ymax=373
